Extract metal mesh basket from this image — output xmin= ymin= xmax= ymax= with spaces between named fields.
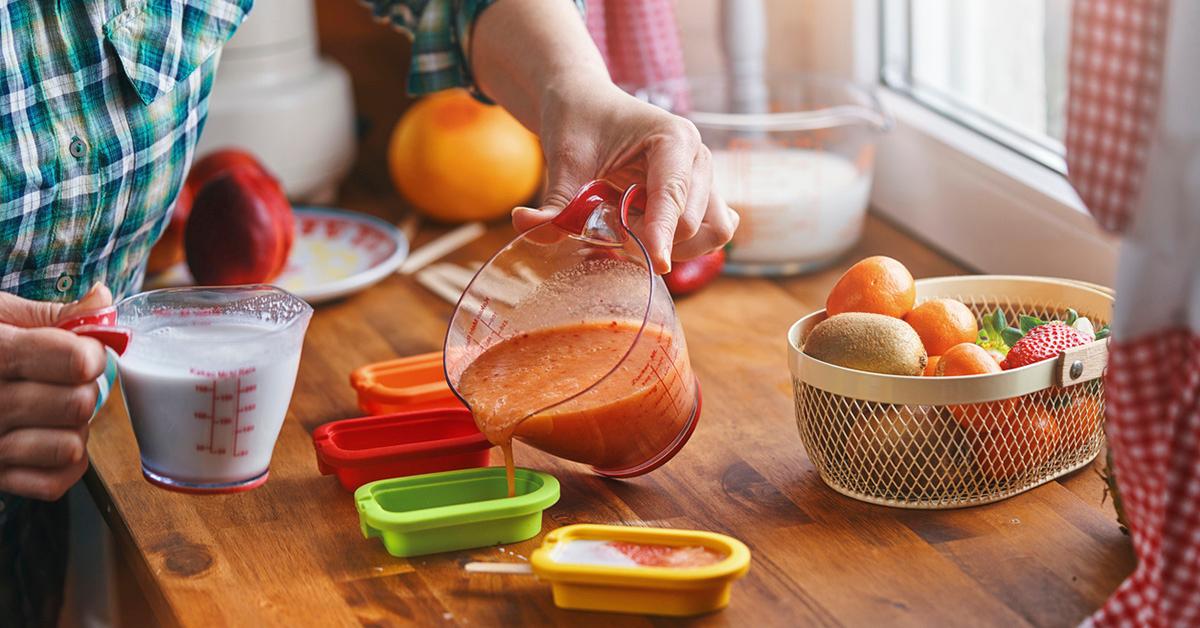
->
xmin=787 ymin=276 xmax=1113 ymax=509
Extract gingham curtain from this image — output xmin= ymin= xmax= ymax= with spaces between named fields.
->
xmin=584 ymin=0 xmax=686 ymax=92
xmin=1065 ymin=1 xmax=1200 ymax=626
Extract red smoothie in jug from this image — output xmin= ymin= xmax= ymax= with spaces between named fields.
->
xmin=456 ymin=320 xmax=696 ymax=495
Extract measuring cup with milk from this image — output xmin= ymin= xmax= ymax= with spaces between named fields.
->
xmin=102 ymin=286 xmax=311 ymax=493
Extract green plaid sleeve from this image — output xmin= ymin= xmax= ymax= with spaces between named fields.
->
xmin=362 ymin=0 xmax=586 ymax=98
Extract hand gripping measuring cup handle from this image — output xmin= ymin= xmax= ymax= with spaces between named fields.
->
xmin=56 ymin=306 xmax=132 ymax=356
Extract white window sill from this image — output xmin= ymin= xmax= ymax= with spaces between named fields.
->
xmin=869 ymin=87 xmax=1118 ymax=287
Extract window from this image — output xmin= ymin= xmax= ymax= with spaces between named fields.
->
xmin=880 ymin=0 xmax=1071 ymax=172
xmin=855 ymin=0 xmax=1117 ymax=285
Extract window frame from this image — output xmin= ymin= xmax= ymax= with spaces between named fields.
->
xmin=850 ymin=0 xmax=1117 ymax=286
xmin=879 ymin=0 xmax=1069 ymax=175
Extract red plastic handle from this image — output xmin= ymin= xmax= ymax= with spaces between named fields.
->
xmin=69 ymin=325 xmax=132 ymax=356
xmin=56 ymin=306 xmax=131 ymax=356
xmin=551 ymin=180 xmax=646 ymax=236
xmin=58 ymin=306 xmax=117 ymax=329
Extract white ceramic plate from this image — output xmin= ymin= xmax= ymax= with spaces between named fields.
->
xmin=146 ymin=207 xmax=408 ymax=304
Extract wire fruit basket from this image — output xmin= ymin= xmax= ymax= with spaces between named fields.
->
xmin=787 ymin=276 xmax=1113 ymax=509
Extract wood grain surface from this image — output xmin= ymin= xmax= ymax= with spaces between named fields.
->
xmin=86 ymin=5 xmax=1134 ymax=625
xmin=86 ymin=212 xmax=1134 ymax=627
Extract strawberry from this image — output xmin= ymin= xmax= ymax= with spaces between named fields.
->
xmin=1002 ymin=321 xmax=1091 ymax=369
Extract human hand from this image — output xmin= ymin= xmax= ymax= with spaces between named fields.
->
xmin=0 ymin=284 xmax=112 ymax=501
xmin=511 ymin=79 xmax=738 ymax=275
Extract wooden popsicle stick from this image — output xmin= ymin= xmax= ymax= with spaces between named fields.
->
xmin=398 ymin=222 xmax=486 ymax=275
xmin=414 ymin=267 xmax=466 ymax=305
xmin=398 ymin=213 xmax=421 ymax=244
xmin=463 ymin=562 xmax=534 ymax=575
xmin=426 ymin=263 xmax=478 ymax=289
xmin=424 ymin=263 xmax=526 ymax=308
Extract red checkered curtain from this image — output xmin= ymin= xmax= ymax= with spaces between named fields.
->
xmin=584 ymin=0 xmax=687 ymax=92
xmin=1066 ymin=1 xmax=1200 ymax=626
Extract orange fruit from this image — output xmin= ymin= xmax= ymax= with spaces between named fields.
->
xmin=1054 ymin=393 xmax=1104 ymax=454
xmin=388 ymin=89 xmax=543 ymax=223
xmin=975 ymin=402 xmax=1060 ymax=480
xmin=825 ymin=256 xmax=916 ymax=318
xmin=935 ymin=342 xmax=1015 ymax=430
xmin=935 ymin=342 xmax=1000 ymax=377
xmin=923 ymin=355 xmax=941 ymax=376
xmin=904 ymin=298 xmax=979 ymax=356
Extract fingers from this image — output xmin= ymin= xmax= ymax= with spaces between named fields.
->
xmin=511 ymin=206 xmax=558 ymax=234
xmin=641 ymin=125 xmax=702 ymax=274
xmin=669 ymin=190 xmax=740 ymax=261
xmin=0 ymin=325 xmax=107 ymax=384
xmin=0 ymin=426 xmax=88 ymax=468
xmin=0 ymin=455 xmax=88 ymax=501
xmin=0 ymin=291 xmax=64 ymax=328
xmin=0 ymin=283 xmax=113 ymax=329
xmin=0 ymin=381 xmax=97 ymax=431
xmin=676 ymin=146 xmax=711 ymax=244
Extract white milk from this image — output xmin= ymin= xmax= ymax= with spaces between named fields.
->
xmin=117 ymin=319 xmax=303 ymax=486
xmin=711 ymin=148 xmax=872 ymax=271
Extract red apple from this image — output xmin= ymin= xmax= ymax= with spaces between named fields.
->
xmin=184 ymin=168 xmax=294 ymax=285
xmin=187 ymin=148 xmax=270 ymax=193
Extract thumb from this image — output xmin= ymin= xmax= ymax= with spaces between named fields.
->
xmin=0 ymin=283 xmax=113 ymax=328
xmin=512 ymin=153 xmax=590 ymax=234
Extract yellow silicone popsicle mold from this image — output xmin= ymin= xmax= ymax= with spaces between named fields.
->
xmin=530 ymin=524 xmax=751 ymax=616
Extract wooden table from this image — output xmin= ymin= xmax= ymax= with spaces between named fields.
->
xmin=85 ymin=210 xmax=1135 ymax=627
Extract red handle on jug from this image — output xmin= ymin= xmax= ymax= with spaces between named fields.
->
xmin=56 ymin=306 xmax=132 ymax=356
xmin=551 ymin=180 xmax=646 ymax=238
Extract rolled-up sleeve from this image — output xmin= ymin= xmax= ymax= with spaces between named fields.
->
xmin=361 ymin=0 xmax=585 ymax=98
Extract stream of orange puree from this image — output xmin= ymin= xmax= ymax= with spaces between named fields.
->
xmin=457 ymin=320 xmax=696 ymax=497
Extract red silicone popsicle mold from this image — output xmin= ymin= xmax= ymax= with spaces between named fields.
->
xmin=313 ymin=408 xmax=492 ymax=491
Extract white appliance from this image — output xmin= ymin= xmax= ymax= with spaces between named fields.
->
xmin=198 ymin=0 xmax=356 ymax=202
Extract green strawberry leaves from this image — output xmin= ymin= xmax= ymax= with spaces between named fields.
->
xmin=1019 ymin=315 xmax=1045 ymax=334
xmin=1001 ymin=326 xmax=1024 ymax=347
xmin=976 ymin=308 xmax=1011 ymax=356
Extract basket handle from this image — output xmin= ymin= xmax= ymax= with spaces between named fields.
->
xmin=1056 ymin=338 xmax=1110 ymax=387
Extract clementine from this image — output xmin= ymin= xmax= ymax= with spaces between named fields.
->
xmin=825 ymin=256 xmax=916 ymax=318
xmin=1054 ymin=393 xmax=1104 ymax=454
xmin=388 ymin=89 xmax=543 ymax=223
xmin=975 ymin=402 xmax=1060 ymax=480
xmin=905 ymin=298 xmax=979 ymax=356
xmin=923 ymin=355 xmax=941 ymax=377
xmin=935 ymin=342 xmax=1015 ymax=430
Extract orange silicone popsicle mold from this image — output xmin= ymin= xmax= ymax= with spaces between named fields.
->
xmin=350 ymin=352 xmax=464 ymax=415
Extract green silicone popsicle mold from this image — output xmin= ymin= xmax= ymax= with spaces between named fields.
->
xmin=354 ymin=467 xmax=560 ymax=557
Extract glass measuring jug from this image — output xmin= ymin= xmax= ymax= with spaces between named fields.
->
xmin=114 ymin=286 xmax=312 ymax=493
xmin=444 ymin=180 xmax=701 ymax=479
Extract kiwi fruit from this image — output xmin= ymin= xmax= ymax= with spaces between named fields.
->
xmin=803 ymin=312 xmax=928 ymax=375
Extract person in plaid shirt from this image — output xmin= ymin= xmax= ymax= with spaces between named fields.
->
xmin=0 ymin=0 xmax=736 ymax=624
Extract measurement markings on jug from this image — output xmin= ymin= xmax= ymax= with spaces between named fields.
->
xmin=190 ymin=367 xmax=258 ymax=457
